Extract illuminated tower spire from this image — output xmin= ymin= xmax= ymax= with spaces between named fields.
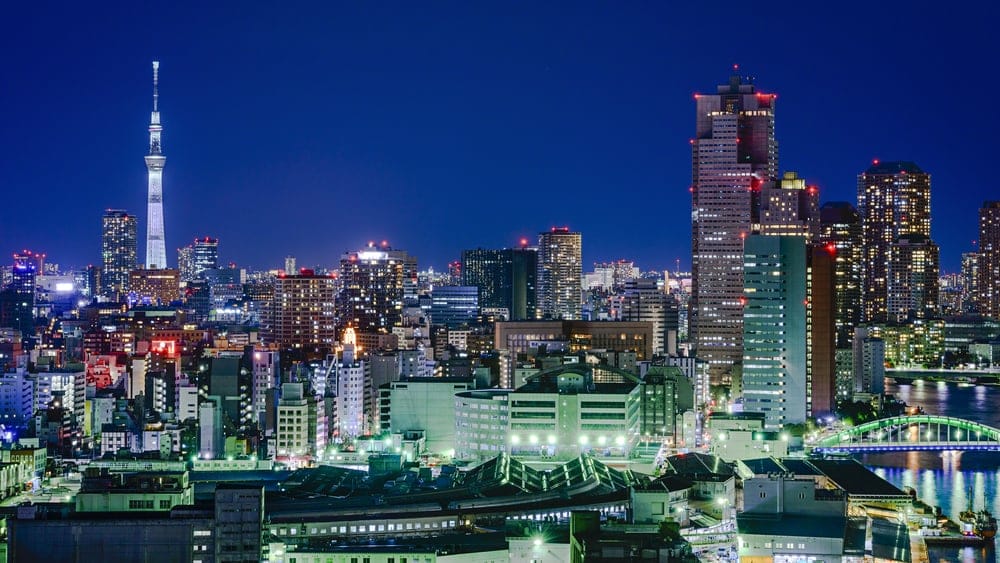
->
xmin=144 ymin=60 xmax=167 ymax=269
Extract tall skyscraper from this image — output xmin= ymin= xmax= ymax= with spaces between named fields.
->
xmin=961 ymin=251 xmax=979 ymax=314
xmin=192 ymin=237 xmax=219 ymax=276
xmin=144 ymin=61 xmax=167 ymax=269
xmin=101 ymin=209 xmax=137 ymax=300
xmin=9 ymin=251 xmax=40 ymax=338
xmin=755 ymin=171 xmax=819 ymax=239
xmin=460 ymin=246 xmax=537 ymax=320
xmin=742 ymin=235 xmax=807 ymax=430
xmin=979 ymin=201 xmax=1000 ymax=319
xmin=337 ymin=244 xmax=415 ymax=334
xmin=691 ymin=72 xmax=778 ymax=383
xmin=819 ymin=202 xmax=862 ymax=348
xmin=807 ymin=244 xmax=837 ymax=418
xmin=887 ymin=234 xmax=939 ymax=321
xmin=857 ymin=161 xmax=932 ymax=323
xmin=537 ymin=228 xmax=582 ymax=320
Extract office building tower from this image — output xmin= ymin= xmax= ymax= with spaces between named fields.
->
xmin=86 ymin=265 xmax=102 ymax=299
xmin=961 ymin=252 xmax=979 ymax=314
xmin=178 ymin=237 xmax=218 ymax=282
xmin=461 ymin=246 xmax=538 ymax=320
xmin=101 ymin=209 xmax=137 ymax=299
xmin=284 ymin=256 xmax=296 ymax=275
xmin=691 ymin=72 xmax=778 ymax=383
xmin=755 ymin=171 xmax=819 ymax=239
xmin=620 ymin=278 xmax=677 ymax=356
xmin=144 ymin=61 xmax=167 ymax=269
xmin=590 ymin=260 xmax=640 ymax=291
xmin=128 ymin=268 xmax=180 ymax=306
xmin=742 ymin=235 xmax=807 ymax=430
xmin=193 ymin=237 xmax=219 ymax=276
xmin=807 ymin=244 xmax=837 ymax=418
xmin=980 ymin=202 xmax=1000 ymax=319
xmin=337 ymin=244 xmax=416 ymax=335
xmin=857 ymin=161 xmax=932 ymax=322
xmin=13 ymin=250 xmax=44 ymax=275
xmin=265 ymin=270 xmax=337 ymax=351
xmin=537 ymin=228 xmax=582 ymax=320
xmin=819 ymin=202 xmax=862 ymax=348
xmin=177 ymin=245 xmax=194 ymax=282
xmin=428 ymin=286 xmax=479 ymax=328
xmin=9 ymin=252 xmax=39 ymax=338
xmin=11 ymin=251 xmax=39 ymax=298
xmin=887 ymin=234 xmax=939 ymax=321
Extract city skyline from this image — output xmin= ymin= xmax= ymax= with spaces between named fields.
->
xmin=2 ymin=4 xmax=997 ymax=273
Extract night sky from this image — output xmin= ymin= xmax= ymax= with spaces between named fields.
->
xmin=2 ymin=3 xmax=996 ymax=273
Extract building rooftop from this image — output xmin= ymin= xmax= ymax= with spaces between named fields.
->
xmin=807 ymin=459 xmax=906 ymax=498
xmin=737 ymin=514 xmax=846 ymax=539
xmin=777 ymin=458 xmax=824 ymax=476
xmin=633 ymin=474 xmax=694 ymax=493
xmin=662 ymin=453 xmax=734 ymax=479
xmin=264 ymin=454 xmax=639 ymax=522
xmin=515 ymin=364 xmax=640 ymax=395
xmin=738 ymin=458 xmax=785 ymax=476
xmin=863 ymin=161 xmax=925 ymax=175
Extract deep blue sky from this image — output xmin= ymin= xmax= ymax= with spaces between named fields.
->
xmin=2 ymin=3 xmax=995 ymax=273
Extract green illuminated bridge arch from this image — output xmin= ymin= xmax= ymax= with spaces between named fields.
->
xmin=811 ymin=415 xmax=1000 ymax=453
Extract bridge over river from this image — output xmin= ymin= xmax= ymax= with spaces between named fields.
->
xmin=809 ymin=415 xmax=1000 ymax=454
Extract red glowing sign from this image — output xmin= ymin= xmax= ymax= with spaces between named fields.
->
xmin=152 ymin=340 xmax=177 ymax=357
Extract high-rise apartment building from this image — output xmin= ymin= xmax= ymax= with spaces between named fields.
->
xmin=853 ymin=327 xmax=886 ymax=396
xmin=691 ymin=72 xmax=778 ymax=383
xmin=537 ymin=228 xmax=582 ymax=320
xmin=742 ymin=235 xmax=807 ymax=430
xmin=857 ymin=161 xmax=932 ymax=323
xmin=961 ymin=251 xmax=979 ymax=314
xmin=887 ymin=234 xmax=939 ymax=322
xmin=337 ymin=244 xmax=416 ymax=334
xmin=144 ymin=61 xmax=167 ymax=269
xmin=265 ymin=270 xmax=337 ymax=351
xmin=819 ymin=202 xmax=862 ymax=348
xmin=620 ymin=278 xmax=678 ymax=356
xmin=979 ymin=202 xmax=1000 ymax=320
xmin=101 ymin=209 xmax=137 ymax=300
xmin=460 ymin=247 xmax=537 ymax=320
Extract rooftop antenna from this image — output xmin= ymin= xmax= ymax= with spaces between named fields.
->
xmin=152 ymin=61 xmax=160 ymax=113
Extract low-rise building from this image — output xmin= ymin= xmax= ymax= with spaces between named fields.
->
xmin=75 ymin=469 xmax=194 ymax=512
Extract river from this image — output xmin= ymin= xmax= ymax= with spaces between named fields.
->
xmin=862 ymin=379 xmax=1000 ymax=562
